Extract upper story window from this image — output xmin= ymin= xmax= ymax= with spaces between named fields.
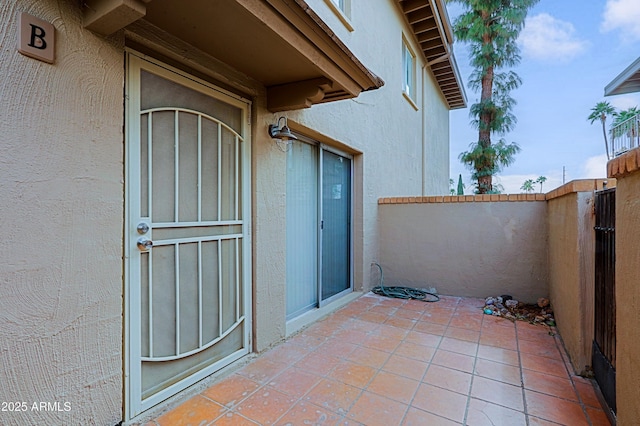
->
xmin=402 ymin=39 xmax=417 ymax=103
xmin=324 ymin=0 xmax=353 ymax=31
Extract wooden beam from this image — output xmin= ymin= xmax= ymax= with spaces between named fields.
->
xmin=83 ymin=0 xmax=150 ymax=36
xmin=412 ymin=19 xmax=437 ymax=35
xmin=416 ymin=28 xmax=440 ymax=44
xmin=406 ymin=7 xmax=433 ymax=25
xmin=421 ymin=39 xmax=445 ymax=51
xmin=267 ymin=78 xmax=333 ymax=112
xmin=401 ymin=0 xmax=429 ymax=14
xmin=430 ymin=61 xmax=451 ymax=71
xmin=436 ymin=76 xmax=457 ymax=84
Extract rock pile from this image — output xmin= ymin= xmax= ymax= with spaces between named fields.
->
xmin=482 ymin=295 xmax=555 ymax=326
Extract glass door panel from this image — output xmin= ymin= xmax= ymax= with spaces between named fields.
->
xmin=286 ymin=141 xmax=352 ymax=319
xmin=321 ymin=149 xmax=351 ymax=302
xmin=286 ymin=141 xmax=319 ymax=319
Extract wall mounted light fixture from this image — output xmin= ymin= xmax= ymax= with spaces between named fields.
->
xmin=269 ymin=117 xmax=298 ymax=150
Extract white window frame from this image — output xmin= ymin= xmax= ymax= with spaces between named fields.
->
xmin=324 ymin=0 xmax=353 ymax=32
xmin=402 ymin=38 xmax=417 ymax=107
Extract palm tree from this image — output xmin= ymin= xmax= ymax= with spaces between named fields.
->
xmin=588 ymin=101 xmax=616 ymax=160
xmin=521 ymin=179 xmax=535 ymax=193
xmin=451 ymin=0 xmax=538 ymax=193
xmin=459 ymin=139 xmax=521 ymax=193
xmin=535 ymin=176 xmax=547 ymax=193
xmin=611 ymin=107 xmax=640 ymax=154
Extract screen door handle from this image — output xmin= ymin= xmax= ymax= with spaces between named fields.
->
xmin=137 ymin=238 xmax=153 ymax=251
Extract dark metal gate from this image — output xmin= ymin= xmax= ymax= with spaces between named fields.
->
xmin=593 ymin=188 xmax=616 ymax=414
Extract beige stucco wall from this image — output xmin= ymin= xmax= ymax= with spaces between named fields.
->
xmin=378 ymin=199 xmax=549 ymax=303
xmin=0 ymin=2 xmax=124 ymax=425
xmin=288 ymin=0 xmax=453 ymax=301
xmin=251 ymin=109 xmax=288 ymax=351
xmin=124 ymin=0 xmax=456 ymax=357
xmin=423 ymin=69 xmax=451 ymax=195
xmin=1 ymin=0 xmax=456 ymax=422
xmin=609 ymin=155 xmax=640 ymax=425
xmin=547 ymin=191 xmax=595 ymax=375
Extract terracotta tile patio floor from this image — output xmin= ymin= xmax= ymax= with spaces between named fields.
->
xmin=143 ymin=293 xmax=611 ymax=426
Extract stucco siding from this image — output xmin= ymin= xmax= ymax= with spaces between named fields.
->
xmin=614 ymin=170 xmax=640 ymax=425
xmin=251 ymin=112 xmax=288 ymax=351
xmin=378 ymin=201 xmax=549 ymax=303
xmin=423 ymin=70 xmax=451 ymax=195
xmin=289 ymin=0 xmax=452 ymax=295
xmin=0 ymin=0 xmax=457 ymax=421
xmin=0 ymin=1 xmax=124 ymax=425
xmin=547 ymin=192 xmax=595 ymax=375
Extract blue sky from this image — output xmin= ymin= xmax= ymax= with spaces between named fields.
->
xmin=446 ymin=0 xmax=640 ymax=193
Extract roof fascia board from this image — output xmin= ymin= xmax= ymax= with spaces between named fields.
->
xmin=446 ymin=49 xmax=467 ymax=107
xmin=605 ymin=56 xmax=640 ymax=96
xmin=427 ymin=0 xmax=467 ymax=108
xmin=281 ymin=0 xmax=384 ymax=92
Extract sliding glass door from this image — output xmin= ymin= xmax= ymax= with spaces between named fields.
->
xmin=321 ymin=150 xmax=351 ymax=300
xmin=286 ymin=141 xmax=319 ymax=319
xmin=286 ymin=139 xmax=352 ymax=320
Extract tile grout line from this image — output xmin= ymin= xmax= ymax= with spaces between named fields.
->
xmin=517 ymin=322 xmax=605 ymax=425
xmin=313 ymin=296 xmax=403 ymax=425
xmin=464 ymin=314 xmax=533 ymax=422
xmin=219 ymin=316 xmax=345 ymax=425
xmin=335 ymin=295 xmax=460 ymax=425
xmin=514 ymin=319 xmax=531 ymax=426
xmin=462 ymin=302 xmax=490 ymax=426
xmin=338 ymin=298 xmax=395 ymax=425
xmin=516 ymin=322 xmax=592 ymax=425
xmin=400 ymin=297 xmax=451 ymax=425
xmin=157 ymin=295 xmax=583 ymax=426
xmin=311 ymin=300 xmax=379 ymax=425
xmin=553 ymin=330 xmax=598 ymax=426
xmin=400 ymin=296 xmax=469 ymax=425
xmin=377 ymin=298 xmax=417 ymax=426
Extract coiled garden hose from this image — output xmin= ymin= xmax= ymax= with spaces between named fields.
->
xmin=371 ymin=262 xmax=440 ymax=302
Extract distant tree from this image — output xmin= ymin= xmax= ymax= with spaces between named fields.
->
xmin=456 ymin=174 xmax=465 ymax=195
xmin=460 ymin=141 xmax=521 ymax=193
xmin=449 ymin=178 xmax=456 ymax=195
xmin=535 ymin=176 xmax=547 ymax=193
xmin=612 ymin=107 xmax=639 ymax=135
xmin=450 ymin=0 xmax=538 ymax=193
xmin=611 ymin=107 xmax=640 ymax=153
xmin=588 ymin=101 xmax=616 ymax=160
xmin=612 ymin=106 xmax=639 ymax=126
xmin=521 ymin=179 xmax=535 ymax=193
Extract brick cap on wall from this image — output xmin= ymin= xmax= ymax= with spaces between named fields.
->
xmin=378 ymin=179 xmax=615 ymax=204
xmin=608 ymin=147 xmax=640 ymax=178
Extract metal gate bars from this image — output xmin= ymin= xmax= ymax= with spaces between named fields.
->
xmin=593 ymin=187 xmax=616 ymax=415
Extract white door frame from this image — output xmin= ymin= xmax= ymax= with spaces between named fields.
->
xmin=124 ymin=52 xmax=252 ymax=420
xmin=318 ymin=143 xmax=354 ymax=307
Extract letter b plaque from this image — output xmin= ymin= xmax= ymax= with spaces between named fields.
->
xmin=18 ymin=12 xmax=55 ymax=64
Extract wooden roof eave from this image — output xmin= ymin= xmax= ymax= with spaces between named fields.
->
xmin=397 ymin=0 xmax=467 ymax=109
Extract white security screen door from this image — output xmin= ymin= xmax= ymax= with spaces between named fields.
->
xmin=125 ymin=54 xmax=251 ymax=419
